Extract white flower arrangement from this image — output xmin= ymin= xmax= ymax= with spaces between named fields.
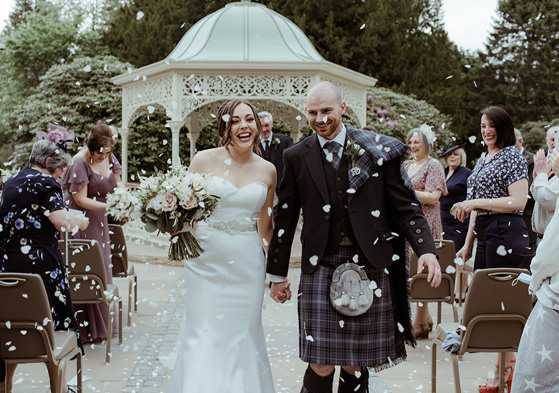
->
xmin=419 ymin=123 xmax=437 ymax=146
xmin=136 ymin=166 xmax=219 ymax=261
xmin=105 ymin=187 xmax=141 ymax=225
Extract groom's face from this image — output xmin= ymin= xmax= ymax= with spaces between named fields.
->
xmin=306 ymin=90 xmax=346 ymax=140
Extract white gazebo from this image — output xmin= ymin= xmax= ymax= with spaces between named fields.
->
xmin=112 ymin=0 xmax=377 ymax=183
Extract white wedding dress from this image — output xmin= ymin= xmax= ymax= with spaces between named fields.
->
xmin=165 ymin=176 xmax=275 ymax=393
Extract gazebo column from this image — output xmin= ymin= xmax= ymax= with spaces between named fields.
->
xmin=289 ymin=107 xmax=305 ymax=142
xmin=188 ymin=112 xmax=200 ymax=162
xmin=119 ymin=127 xmax=130 ymax=185
xmin=168 ymin=121 xmax=183 ymax=168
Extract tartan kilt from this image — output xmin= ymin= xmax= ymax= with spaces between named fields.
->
xmin=298 ymin=246 xmax=405 ymax=369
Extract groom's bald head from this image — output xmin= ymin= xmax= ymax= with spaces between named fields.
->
xmin=307 ymin=82 xmax=343 ymax=106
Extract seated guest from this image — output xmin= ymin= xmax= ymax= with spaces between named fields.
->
xmin=0 ymin=140 xmax=89 ymax=393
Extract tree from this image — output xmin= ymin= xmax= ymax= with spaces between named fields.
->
xmin=103 ymin=0 xmax=228 ymax=67
xmin=4 ymin=55 xmax=127 ymax=167
xmin=2 ymin=12 xmax=109 ymax=89
xmin=478 ymin=0 xmax=559 ymax=123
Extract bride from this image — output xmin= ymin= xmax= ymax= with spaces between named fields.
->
xmin=164 ymin=100 xmax=277 ymax=392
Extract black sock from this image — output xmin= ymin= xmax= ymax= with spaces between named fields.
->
xmin=338 ymin=367 xmax=369 ymax=393
xmin=300 ymin=365 xmax=334 ymax=393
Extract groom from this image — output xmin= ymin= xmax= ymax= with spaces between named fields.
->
xmin=267 ymin=81 xmax=441 ymax=393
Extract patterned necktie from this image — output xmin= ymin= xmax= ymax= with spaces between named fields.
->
xmin=324 ymin=141 xmax=341 ymax=169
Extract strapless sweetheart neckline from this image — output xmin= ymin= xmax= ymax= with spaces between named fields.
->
xmin=212 ymin=175 xmax=267 ymax=191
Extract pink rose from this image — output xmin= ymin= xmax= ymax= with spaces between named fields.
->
xmin=181 ymin=194 xmax=199 ymax=210
xmin=161 ymin=192 xmax=177 ymax=212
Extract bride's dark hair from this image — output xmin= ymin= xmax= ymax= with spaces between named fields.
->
xmin=217 ymin=100 xmax=262 ymax=152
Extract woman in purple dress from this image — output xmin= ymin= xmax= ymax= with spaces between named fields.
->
xmin=439 ymin=141 xmax=472 ymax=301
xmin=62 ymin=124 xmax=122 ymax=343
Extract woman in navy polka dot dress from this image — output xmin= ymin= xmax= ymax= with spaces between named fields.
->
xmin=453 ymin=106 xmax=528 ymax=393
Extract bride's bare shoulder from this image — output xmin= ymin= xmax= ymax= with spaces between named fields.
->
xmin=190 ymin=147 xmax=225 ymax=172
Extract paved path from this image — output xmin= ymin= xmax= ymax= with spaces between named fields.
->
xmin=9 ymin=238 xmax=496 ymax=393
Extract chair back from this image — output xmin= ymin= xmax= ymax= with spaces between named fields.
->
xmin=0 ymin=273 xmax=55 ymax=359
xmin=460 ymin=268 xmax=532 ymax=352
xmin=108 ymin=224 xmax=128 ymax=276
xmin=60 ymin=239 xmax=109 ymax=302
xmin=409 ymin=239 xmax=456 ymax=301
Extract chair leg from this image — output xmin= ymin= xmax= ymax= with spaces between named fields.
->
xmin=458 ymin=271 xmax=463 ymax=307
xmin=118 ymin=297 xmax=123 ymax=344
xmin=498 ymin=353 xmax=506 ymax=393
xmin=56 ymin=359 xmax=65 ymax=393
xmin=431 ymin=341 xmax=437 ymax=393
xmin=437 ymin=303 xmax=442 ymax=325
xmin=127 ymin=277 xmax=133 ymax=327
xmin=134 ymin=274 xmax=138 ymax=312
xmin=452 ymin=303 xmax=459 ymax=323
xmin=106 ymin=301 xmax=113 ymax=364
xmin=451 ymin=354 xmax=461 ymax=393
xmin=76 ymin=352 xmax=82 ymax=393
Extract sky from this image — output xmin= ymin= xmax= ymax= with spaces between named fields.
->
xmin=0 ymin=0 xmax=498 ymax=52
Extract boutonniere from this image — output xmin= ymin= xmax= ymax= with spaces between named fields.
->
xmin=343 ymin=139 xmax=365 ymax=176
xmin=271 ymin=137 xmax=281 ymax=149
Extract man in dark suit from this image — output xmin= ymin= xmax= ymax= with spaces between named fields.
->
xmin=515 ymin=129 xmax=536 ymax=266
xmin=258 ymin=111 xmax=293 ymax=196
xmin=267 ymin=82 xmax=441 ymax=393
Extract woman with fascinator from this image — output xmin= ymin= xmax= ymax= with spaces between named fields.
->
xmin=439 ymin=140 xmax=471 ymax=302
xmin=61 ymin=124 xmax=122 ymax=343
xmin=403 ymin=124 xmax=448 ymax=339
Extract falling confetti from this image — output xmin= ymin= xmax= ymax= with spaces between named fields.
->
xmin=468 ymin=136 xmax=476 ymax=143
xmin=136 ymin=11 xmax=145 ymax=20
xmin=371 ymin=210 xmax=380 ymax=217
xmin=445 ymin=75 xmax=453 ymax=80
xmin=309 ymin=255 xmax=319 ymax=266
xmin=496 ymin=245 xmax=507 ymax=256
xmin=322 ymin=205 xmax=331 ymax=213
xmin=222 ymin=114 xmax=231 ymax=122
xmin=360 ymin=24 xmax=366 ymax=30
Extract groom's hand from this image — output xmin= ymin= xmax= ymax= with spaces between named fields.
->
xmin=417 ymin=253 xmax=442 ymax=288
xmin=270 ymin=279 xmax=292 ymax=303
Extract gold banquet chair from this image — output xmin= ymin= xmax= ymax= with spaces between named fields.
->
xmin=409 ymin=239 xmax=459 ymax=325
xmin=108 ymin=224 xmax=138 ymax=327
xmin=61 ymin=239 xmax=123 ymax=364
xmin=0 ymin=273 xmax=83 ymax=393
xmin=431 ymin=268 xmax=532 ymax=393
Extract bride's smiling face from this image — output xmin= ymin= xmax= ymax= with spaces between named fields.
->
xmin=230 ymin=103 xmax=258 ymax=148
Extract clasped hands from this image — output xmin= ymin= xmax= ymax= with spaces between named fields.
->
xmin=270 ymin=279 xmax=292 ymax=303
xmin=451 ymin=200 xmax=476 ymax=222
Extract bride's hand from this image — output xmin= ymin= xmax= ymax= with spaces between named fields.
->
xmin=270 ymin=279 xmax=291 ymax=303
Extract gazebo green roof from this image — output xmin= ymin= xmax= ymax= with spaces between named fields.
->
xmin=166 ymin=1 xmax=324 ymax=62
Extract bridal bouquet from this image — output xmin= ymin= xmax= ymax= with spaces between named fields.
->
xmin=136 ymin=166 xmax=219 ymax=261
xmin=105 ymin=187 xmax=141 ymax=225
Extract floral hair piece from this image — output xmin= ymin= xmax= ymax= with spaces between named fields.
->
xmin=418 ymin=123 xmax=436 ymax=145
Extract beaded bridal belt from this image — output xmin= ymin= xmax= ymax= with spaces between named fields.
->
xmin=206 ymin=220 xmax=256 ymax=235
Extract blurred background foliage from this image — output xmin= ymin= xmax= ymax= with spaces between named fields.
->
xmin=0 ymin=0 xmax=557 ymax=175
